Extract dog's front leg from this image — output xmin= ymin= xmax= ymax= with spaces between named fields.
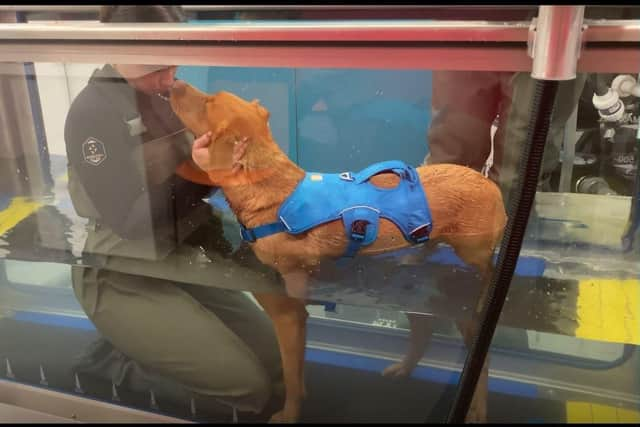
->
xmin=253 ymin=292 xmax=308 ymax=423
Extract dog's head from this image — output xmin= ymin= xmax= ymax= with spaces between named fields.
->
xmin=169 ymin=80 xmax=272 ymax=171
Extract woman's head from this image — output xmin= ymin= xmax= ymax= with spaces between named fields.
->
xmin=100 ymin=6 xmax=185 ymax=95
xmin=99 ymin=5 xmax=186 ymax=23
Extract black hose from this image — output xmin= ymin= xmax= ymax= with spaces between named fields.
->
xmin=445 ymin=79 xmax=559 ymax=423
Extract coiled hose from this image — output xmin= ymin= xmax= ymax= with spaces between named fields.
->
xmin=445 ymin=79 xmax=559 ymax=423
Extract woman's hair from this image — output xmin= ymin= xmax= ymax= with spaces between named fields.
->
xmin=99 ymin=5 xmax=187 ymax=23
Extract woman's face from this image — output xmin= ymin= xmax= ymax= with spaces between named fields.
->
xmin=116 ymin=65 xmax=178 ymax=96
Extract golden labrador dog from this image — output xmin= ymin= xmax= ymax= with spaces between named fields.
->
xmin=170 ymin=80 xmax=507 ymax=423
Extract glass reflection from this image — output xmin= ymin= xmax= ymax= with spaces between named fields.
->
xmin=0 ymin=5 xmax=638 ymax=423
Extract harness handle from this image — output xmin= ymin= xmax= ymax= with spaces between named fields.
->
xmin=353 ymin=160 xmax=416 ymax=184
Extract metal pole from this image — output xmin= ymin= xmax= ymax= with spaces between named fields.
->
xmin=531 ymin=6 xmax=585 ymax=80
xmin=559 ymin=105 xmax=579 ymax=193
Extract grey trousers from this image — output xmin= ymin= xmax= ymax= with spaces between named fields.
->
xmin=71 ymin=265 xmax=283 ymax=414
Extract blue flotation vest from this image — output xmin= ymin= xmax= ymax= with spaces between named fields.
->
xmin=238 ymin=160 xmax=433 ymax=257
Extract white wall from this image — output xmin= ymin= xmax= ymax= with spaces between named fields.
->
xmin=34 ymin=62 xmax=100 ymax=156
xmin=32 ymin=21 xmax=101 ymax=157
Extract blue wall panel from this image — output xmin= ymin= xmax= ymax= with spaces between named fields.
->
xmin=295 ymin=69 xmax=431 ymax=172
xmin=177 ymin=64 xmax=432 ymax=172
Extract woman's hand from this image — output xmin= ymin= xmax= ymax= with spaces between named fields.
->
xmin=191 ymin=132 xmax=249 ymax=173
xmin=191 ymin=131 xmax=213 ymax=170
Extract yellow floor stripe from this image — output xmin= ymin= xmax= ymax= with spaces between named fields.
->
xmin=0 ymin=197 xmax=43 ymax=236
xmin=591 ymin=403 xmax=618 ymax=423
xmin=567 ymin=401 xmax=640 ymax=423
xmin=566 ymin=401 xmax=593 ymax=423
xmin=0 ymin=171 xmax=67 ymax=236
xmin=617 ymin=407 xmax=640 ymax=423
xmin=575 ymin=278 xmax=640 ymax=345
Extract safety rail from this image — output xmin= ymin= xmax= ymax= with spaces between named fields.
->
xmin=0 ymin=5 xmax=546 ymax=13
xmin=0 ymin=20 xmax=638 ymax=72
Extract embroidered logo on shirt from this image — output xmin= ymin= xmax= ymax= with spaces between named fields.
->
xmin=82 ymin=137 xmax=107 ymax=166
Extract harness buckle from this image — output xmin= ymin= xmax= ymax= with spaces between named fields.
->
xmin=410 ymin=223 xmax=432 ymax=243
xmin=402 ymin=167 xmax=418 ymax=183
xmin=350 ymin=220 xmax=369 ymax=241
xmin=239 ymin=224 xmax=257 ymax=243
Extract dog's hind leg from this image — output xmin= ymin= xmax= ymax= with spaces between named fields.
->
xmin=449 ymin=234 xmax=500 ymax=423
xmin=455 ymin=318 xmax=489 ymax=423
xmin=382 ymin=312 xmax=434 ymax=378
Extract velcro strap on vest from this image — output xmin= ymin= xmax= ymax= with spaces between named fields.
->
xmin=341 ymin=206 xmax=380 ymax=257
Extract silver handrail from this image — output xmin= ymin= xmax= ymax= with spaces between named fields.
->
xmin=0 ymin=20 xmax=638 ymax=42
xmin=0 ymin=5 xmax=539 ymax=13
xmin=0 ymin=21 xmax=532 ymax=42
xmin=0 ymin=20 xmax=637 ymax=73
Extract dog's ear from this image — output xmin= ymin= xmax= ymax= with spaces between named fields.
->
xmin=204 ymin=119 xmax=236 ymax=170
xmin=251 ymin=99 xmax=270 ymax=121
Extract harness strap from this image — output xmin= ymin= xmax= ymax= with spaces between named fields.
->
xmin=239 ymin=221 xmax=287 ymax=243
xmin=344 ymin=239 xmax=364 ymax=258
xmin=341 ymin=206 xmax=380 ymax=257
xmin=238 ymin=161 xmax=431 ymax=259
xmin=239 ymin=218 xmax=368 ymax=258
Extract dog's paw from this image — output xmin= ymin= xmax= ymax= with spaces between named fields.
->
xmin=268 ymin=409 xmax=298 ymax=424
xmin=268 ymin=402 xmax=301 ymax=424
xmin=381 ymin=361 xmax=414 ymax=378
